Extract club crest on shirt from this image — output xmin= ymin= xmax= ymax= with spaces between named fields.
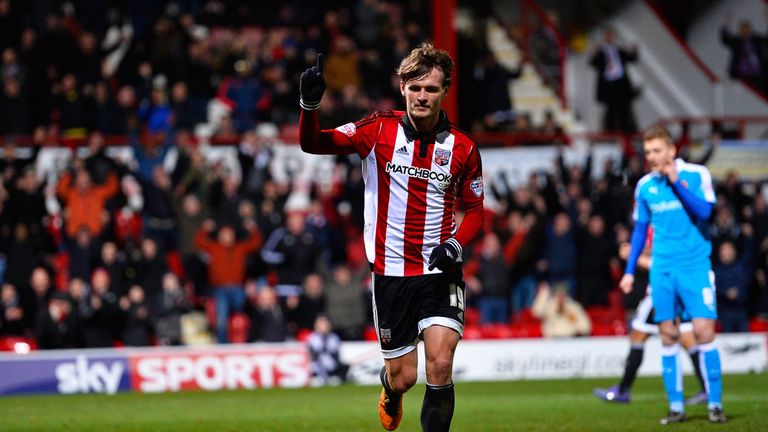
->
xmin=335 ymin=122 xmax=356 ymax=137
xmin=380 ymin=328 xmax=392 ymax=344
xmin=434 ymin=148 xmax=451 ymax=166
xmin=470 ymin=176 xmax=484 ymax=197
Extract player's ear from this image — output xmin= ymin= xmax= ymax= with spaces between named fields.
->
xmin=400 ymin=81 xmax=406 ymax=96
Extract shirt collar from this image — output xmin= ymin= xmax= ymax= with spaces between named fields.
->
xmin=401 ymin=110 xmax=451 ymax=142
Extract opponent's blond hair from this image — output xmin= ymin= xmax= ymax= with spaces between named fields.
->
xmin=643 ymin=126 xmax=674 ymax=146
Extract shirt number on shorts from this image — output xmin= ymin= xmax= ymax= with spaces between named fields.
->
xmin=449 ymin=283 xmax=465 ymax=311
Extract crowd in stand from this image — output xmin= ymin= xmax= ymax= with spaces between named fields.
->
xmin=0 ymin=1 xmax=767 ymax=349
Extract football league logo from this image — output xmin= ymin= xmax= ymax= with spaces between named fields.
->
xmin=434 ymin=148 xmax=451 ymax=166
xmin=335 ymin=122 xmax=357 ymax=137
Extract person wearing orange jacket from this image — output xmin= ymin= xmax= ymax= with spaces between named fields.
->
xmin=56 ymin=166 xmax=119 ymax=239
xmin=195 ymin=218 xmax=261 ymax=343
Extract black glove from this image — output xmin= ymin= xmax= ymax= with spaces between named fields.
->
xmin=300 ymin=53 xmax=325 ymax=110
xmin=428 ymin=238 xmax=462 ymax=272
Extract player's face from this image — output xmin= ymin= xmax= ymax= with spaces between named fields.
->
xmin=643 ymin=137 xmax=675 ymax=173
xmin=400 ymin=68 xmax=447 ymax=124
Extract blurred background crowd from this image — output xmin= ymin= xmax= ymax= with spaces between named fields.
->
xmin=0 ymin=0 xmax=767 ymax=350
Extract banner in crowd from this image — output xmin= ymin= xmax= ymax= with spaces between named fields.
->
xmin=0 ymin=344 xmax=310 ymax=396
xmin=706 ymin=140 xmax=768 ymax=181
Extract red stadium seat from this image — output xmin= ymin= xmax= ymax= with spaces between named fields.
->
xmin=464 ymin=307 xmax=480 ymax=326
xmin=480 ymin=324 xmax=514 ymax=339
xmin=749 ymin=318 xmax=768 ymax=332
xmin=166 ymin=251 xmax=185 ymax=279
xmin=0 ymin=336 xmax=37 ymax=352
xmin=228 ymin=313 xmax=250 ymax=344
xmin=296 ymin=329 xmax=312 ymax=342
xmin=510 ymin=308 xmax=539 ymax=325
xmin=205 ymin=297 xmax=217 ymax=329
xmin=364 ymin=326 xmax=378 ymax=341
xmin=463 ymin=324 xmax=482 ymax=340
xmin=52 ymin=252 xmax=70 ymax=291
xmin=509 ymin=322 xmax=543 ymax=338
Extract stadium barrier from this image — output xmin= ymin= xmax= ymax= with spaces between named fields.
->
xmin=1 ymin=333 xmax=765 ymax=397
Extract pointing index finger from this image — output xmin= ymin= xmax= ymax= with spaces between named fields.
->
xmin=316 ymin=53 xmax=324 ymax=73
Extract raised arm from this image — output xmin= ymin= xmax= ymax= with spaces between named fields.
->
xmin=298 ymin=53 xmax=370 ymax=156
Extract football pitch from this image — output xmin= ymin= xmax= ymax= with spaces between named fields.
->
xmin=1 ymin=374 xmax=766 ymax=431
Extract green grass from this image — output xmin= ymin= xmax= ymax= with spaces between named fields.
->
xmin=1 ymin=374 xmax=766 ymax=431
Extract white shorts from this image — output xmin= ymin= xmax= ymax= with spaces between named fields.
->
xmin=631 ymin=294 xmax=694 ymax=335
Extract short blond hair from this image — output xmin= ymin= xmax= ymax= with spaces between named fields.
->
xmin=643 ymin=126 xmax=674 ymax=146
xmin=396 ymin=42 xmax=453 ymax=88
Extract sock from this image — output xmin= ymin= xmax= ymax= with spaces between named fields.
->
xmin=698 ymin=341 xmax=723 ymax=410
xmin=380 ymin=366 xmax=401 ymax=399
xmin=618 ymin=344 xmax=644 ymax=393
xmin=687 ymin=347 xmax=706 ymax=394
xmin=421 ymin=382 xmax=455 ymax=432
xmin=661 ymin=343 xmax=684 ymax=413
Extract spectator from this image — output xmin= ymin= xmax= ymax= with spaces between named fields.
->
xmin=323 ymin=35 xmax=362 ymax=93
xmin=155 ymin=273 xmax=189 ymax=346
xmin=237 ymin=129 xmax=274 ymax=201
xmin=138 ymin=84 xmax=173 ymax=134
xmin=68 ymin=227 xmax=98 ymax=281
xmin=53 ymin=74 xmax=89 ymax=137
xmin=176 ymin=193 xmax=209 ymax=298
xmin=79 ymin=268 xmax=121 ymax=347
xmin=308 ymin=314 xmax=348 ymax=385
xmin=532 ymin=281 xmax=591 ymax=337
xmin=97 ymin=241 xmax=127 ymax=296
xmin=504 ymin=210 xmax=542 ymax=313
xmin=324 ymin=265 xmax=367 ymax=340
xmin=130 ymin=130 xmax=172 ymax=183
xmin=25 ymin=266 xmax=52 ymax=332
xmin=2 ymin=222 xmax=49 ymax=289
xmin=472 ymin=232 xmax=512 ymax=324
xmin=245 ymin=284 xmax=287 ymax=342
xmin=195 ymin=219 xmax=262 ymax=343
xmin=720 ymin=16 xmax=767 ymax=92
xmin=133 ymin=237 xmax=168 ymax=306
xmin=714 ymin=235 xmax=754 ymax=333
xmin=589 ymin=27 xmax=638 ymax=133
xmin=261 ymin=211 xmax=321 ymax=298
xmin=474 ymin=49 xmax=521 ymax=132
xmin=217 ymin=59 xmax=264 ymax=133
xmin=170 ymin=82 xmax=200 ymax=130
xmin=539 ymin=212 xmax=578 ymax=298
xmin=0 ymin=135 xmax=40 ymax=181
xmin=56 ymin=164 xmax=119 ymax=239
xmin=138 ymin=166 xmax=177 ymax=250
xmin=0 ymin=78 xmax=30 ymax=134
xmin=576 ymin=214 xmax=616 ymax=307
xmin=294 ymin=273 xmax=327 ymax=332
xmin=0 ymin=283 xmax=25 ymax=336
xmin=84 ymin=131 xmax=120 ymax=185
xmin=35 ymin=291 xmax=79 ymax=349
xmin=120 ymin=285 xmax=153 ymax=346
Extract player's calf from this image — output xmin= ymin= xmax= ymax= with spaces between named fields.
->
xmin=379 ymin=367 xmax=404 ymax=431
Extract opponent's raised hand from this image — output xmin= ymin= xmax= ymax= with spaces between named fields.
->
xmin=300 ymin=53 xmax=325 ymax=110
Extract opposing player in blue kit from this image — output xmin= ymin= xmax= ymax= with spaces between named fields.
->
xmin=619 ymin=127 xmax=725 ymax=424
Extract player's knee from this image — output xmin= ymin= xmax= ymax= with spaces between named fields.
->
xmin=426 ymin=356 xmax=453 ymax=384
xmin=694 ymin=327 xmax=715 ymax=344
xmin=389 ymin=367 xmax=417 ymax=393
xmin=659 ymin=325 xmax=679 ymax=344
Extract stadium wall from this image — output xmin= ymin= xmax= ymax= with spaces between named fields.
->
xmin=1 ymin=334 xmax=765 ymax=397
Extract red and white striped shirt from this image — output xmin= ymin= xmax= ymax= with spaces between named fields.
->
xmin=300 ymin=109 xmax=484 ymax=276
